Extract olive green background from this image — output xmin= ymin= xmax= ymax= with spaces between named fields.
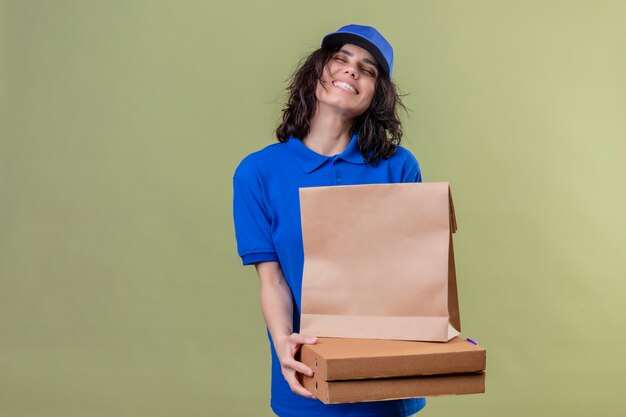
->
xmin=1 ymin=1 xmax=625 ymax=416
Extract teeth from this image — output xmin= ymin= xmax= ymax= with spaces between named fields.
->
xmin=333 ymin=81 xmax=357 ymax=94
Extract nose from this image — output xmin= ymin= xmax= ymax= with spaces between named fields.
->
xmin=344 ymin=67 xmax=358 ymax=79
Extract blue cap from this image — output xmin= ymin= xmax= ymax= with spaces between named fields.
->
xmin=321 ymin=24 xmax=394 ymax=78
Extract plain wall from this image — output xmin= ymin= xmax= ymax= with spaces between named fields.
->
xmin=1 ymin=1 xmax=625 ymax=416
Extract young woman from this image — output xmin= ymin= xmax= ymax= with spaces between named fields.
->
xmin=233 ymin=24 xmax=425 ymax=417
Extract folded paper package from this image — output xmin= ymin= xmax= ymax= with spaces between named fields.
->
xmin=299 ymin=183 xmax=460 ymax=342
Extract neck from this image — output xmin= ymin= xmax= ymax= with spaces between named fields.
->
xmin=301 ymin=104 xmax=354 ymax=156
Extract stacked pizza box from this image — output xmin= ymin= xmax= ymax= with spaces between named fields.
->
xmin=297 ymin=336 xmax=486 ymax=404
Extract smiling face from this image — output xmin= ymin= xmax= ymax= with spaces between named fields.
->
xmin=315 ymin=44 xmax=380 ymax=119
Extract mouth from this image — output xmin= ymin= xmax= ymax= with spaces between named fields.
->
xmin=332 ymin=80 xmax=359 ymax=95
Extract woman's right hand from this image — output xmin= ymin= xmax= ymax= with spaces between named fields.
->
xmin=275 ymin=333 xmax=319 ymax=399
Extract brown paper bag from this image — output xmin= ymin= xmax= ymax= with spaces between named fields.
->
xmin=299 ymin=182 xmax=460 ymax=342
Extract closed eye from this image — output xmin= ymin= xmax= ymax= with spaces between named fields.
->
xmin=334 ymin=55 xmax=377 ymax=77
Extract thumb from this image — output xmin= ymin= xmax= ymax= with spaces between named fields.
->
xmin=292 ymin=333 xmax=318 ymax=344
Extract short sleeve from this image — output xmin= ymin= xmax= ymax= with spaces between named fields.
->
xmin=232 ymin=174 xmax=279 ymax=266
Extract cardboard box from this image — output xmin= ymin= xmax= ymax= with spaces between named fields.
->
xmin=297 ymin=336 xmax=486 ymax=404
xmin=302 ymin=372 xmax=485 ymax=404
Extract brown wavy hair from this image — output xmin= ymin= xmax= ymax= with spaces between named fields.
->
xmin=275 ymin=44 xmax=408 ymax=165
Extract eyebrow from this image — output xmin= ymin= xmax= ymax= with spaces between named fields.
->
xmin=337 ymin=49 xmax=379 ymax=72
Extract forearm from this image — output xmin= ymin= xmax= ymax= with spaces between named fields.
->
xmin=254 ymin=261 xmax=317 ymax=398
xmin=255 ymin=262 xmax=294 ymax=348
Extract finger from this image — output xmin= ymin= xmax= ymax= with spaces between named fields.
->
xmin=283 ymin=356 xmax=314 ymax=377
xmin=285 ymin=372 xmax=316 ymax=399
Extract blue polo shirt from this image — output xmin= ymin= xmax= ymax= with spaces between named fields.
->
xmin=232 ymin=132 xmax=426 ymax=417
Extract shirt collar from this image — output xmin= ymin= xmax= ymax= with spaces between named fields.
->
xmin=286 ymin=132 xmax=365 ymax=173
